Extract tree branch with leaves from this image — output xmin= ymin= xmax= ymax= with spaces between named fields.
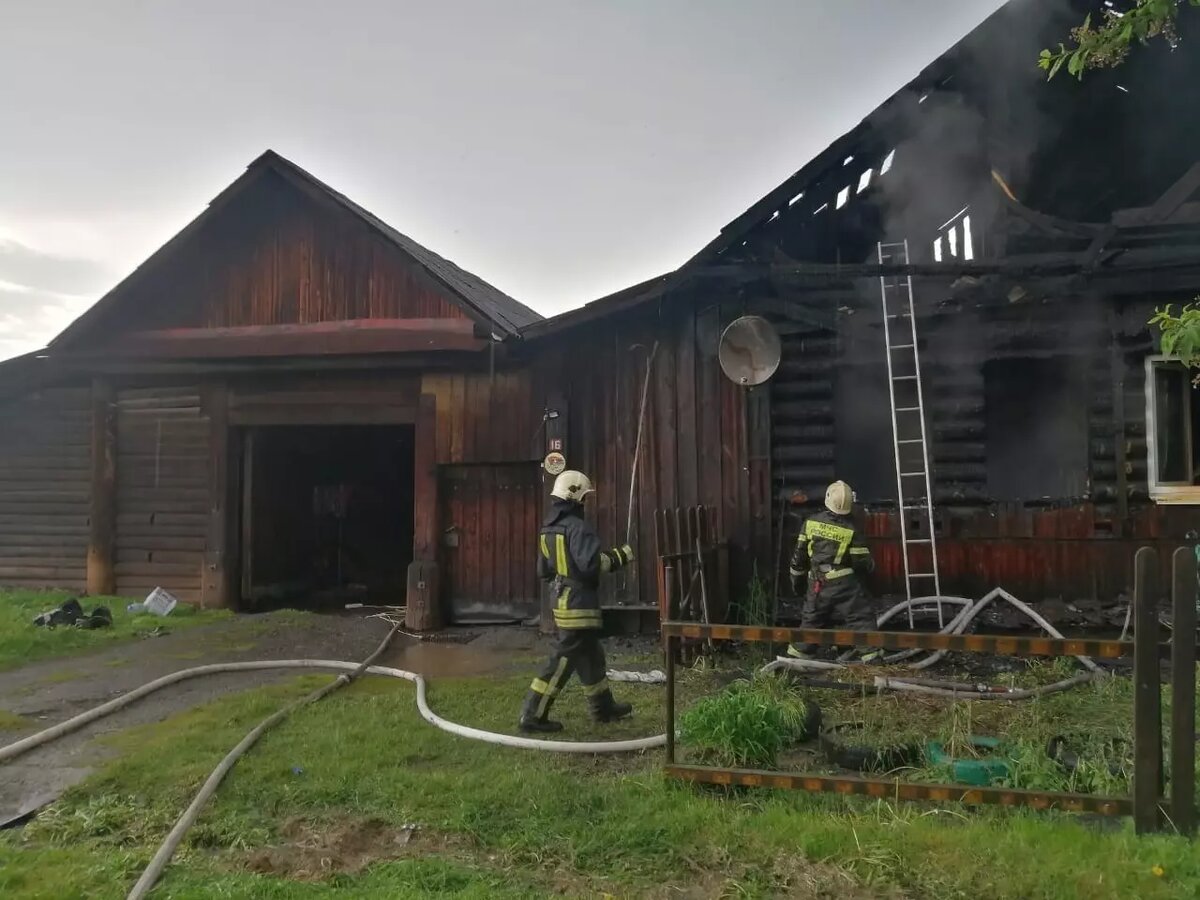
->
xmin=1039 ymin=0 xmax=1198 ymax=79
xmin=1150 ymin=302 xmax=1200 ymax=376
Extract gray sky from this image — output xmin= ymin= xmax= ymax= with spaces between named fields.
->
xmin=0 ymin=0 xmax=1006 ymax=359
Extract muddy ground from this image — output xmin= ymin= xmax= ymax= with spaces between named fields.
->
xmin=0 ymin=612 xmax=642 ymax=827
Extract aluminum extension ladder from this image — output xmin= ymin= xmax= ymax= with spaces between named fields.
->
xmin=877 ymin=240 xmax=943 ymax=628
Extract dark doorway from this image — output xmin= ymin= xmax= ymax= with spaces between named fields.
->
xmin=240 ymin=425 xmax=414 ymax=609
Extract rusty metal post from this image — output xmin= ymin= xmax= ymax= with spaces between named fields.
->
xmin=1171 ymin=547 xmax=1197 ymax=836
xmin=665 ymin=632 xmax=676 ymax=764
xmin=1133 ymin=546 xmax=1164 ymax=834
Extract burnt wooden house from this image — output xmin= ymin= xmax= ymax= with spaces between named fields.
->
xmin=515 ymin=0 xmax=1200 ymax=614
xmin=3 ymin=0 xmax=1200 ymax=627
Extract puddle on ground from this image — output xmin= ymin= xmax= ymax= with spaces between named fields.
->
xmin=380 ymin=640 xmax=508 ymax=678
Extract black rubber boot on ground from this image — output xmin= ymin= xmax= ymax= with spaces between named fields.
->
xmin=519 ymin=715 xmax=564 ymax=734
xmin=589 ymin=690 xmax=633 ymax=723
xmin=518 ymin=691 xmax=563 ymax=733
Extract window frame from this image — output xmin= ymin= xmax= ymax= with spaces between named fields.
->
xmin=1144 ymin=355 xmax=1200 ymax=504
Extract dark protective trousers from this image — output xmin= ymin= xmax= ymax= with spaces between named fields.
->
xmin=520 ymin=628 xmax=616 ymax=721
xmin=794 ymin=576 xmax=876 ymax=655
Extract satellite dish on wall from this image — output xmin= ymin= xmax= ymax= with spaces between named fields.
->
xmin=718 ymin=315 xmax=781 ymax=386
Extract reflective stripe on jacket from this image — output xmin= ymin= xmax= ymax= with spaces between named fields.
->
xmin=537 ymin=499 xmax=632 ymax=629
xmin=788 ymin=508 xmax=874 ymax=584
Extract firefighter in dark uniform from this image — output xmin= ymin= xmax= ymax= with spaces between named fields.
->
xmin=518 ymin=470 xmax=636 ymax=733
xmin=787 ymin=480 xmax=881 ymax=661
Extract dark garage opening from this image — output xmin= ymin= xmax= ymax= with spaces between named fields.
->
xmin=240 ymin=425 xmax=414 ymax=610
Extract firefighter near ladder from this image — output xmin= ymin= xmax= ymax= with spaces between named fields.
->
xmin=787 ymin=481 xmax=881 ymax=662
xmin=518 ymin=470 xmax=636 ymax=733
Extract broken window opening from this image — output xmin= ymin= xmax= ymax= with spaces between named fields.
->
xmin=933 ymin=237 xmax=943 ymax=262
xmin=880 ymin=149 xmax=896 ymax=175
xmin=985 ymin=358 xmax=1088 ymax=501
xmin=768 ymin=210 xmax=781 ymax=223
xmin=787 ymin=190 xmax=805 ymax=207
xmin=836 ymin=186 xmax=850 ymax=209
xmin=843 ymin=155 xmax=855 ymax=166
xmin=962 ymin=215 xmax=975 ymax=261
xmin=1146 ymin=358 xmax=1200 ymax=502
xmin=856 ymin=169 xmax=873 ymax=194
xmin=948 ymin=226 xmax=958 ymax=258
xmin=813 ymin=202 xmax=829 ymax=215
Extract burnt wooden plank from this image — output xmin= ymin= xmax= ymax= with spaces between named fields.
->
xmin=1132 ymin=546 xmax=1165 ymax=834
xmin=1170 ymin=546 xmax=1197 ymax=836
xmin=664 ymin=764 xmax=1131 ymax=816
xmin=696 ymin=304 xmax=724 ymax=537
xmin=676 ymin=311 xmax=699 ymax=507
xmin=203 ymin=381 xmax=230 ymax=608
xmin=660 ymin=620 xmax=1148 ymax=658
xmin=87 ymin=379 xmax=116 ymax=595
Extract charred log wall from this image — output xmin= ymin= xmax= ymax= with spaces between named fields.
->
xmin=759 ymin=281 xmax=1190 ymax=607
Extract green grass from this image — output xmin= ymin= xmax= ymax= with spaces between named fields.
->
xmin=0 ymin=708 xmax=27 ymax=730
xmin=3 ymin=656 xmax=1198 ymax=899
xmin=0 ymin=590 xmax=232 ymax=670
xmin=679 ymin=671 xmax=816 ymax=767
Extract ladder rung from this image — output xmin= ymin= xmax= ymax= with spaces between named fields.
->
xmin=886 ymin=313 xmax=911 ymax=319
xmin=900 ymin=471 xmax=925 ymax=477
xmin=901 ymin=504 xmax=927 ymax=510
xmin=897 ymin=438 xmax=923 ymax=444
xmin=892 ymin=375 xmax=918 ymax=381
xmin=909 ymin=573 xmax=938 ymax=578
xmin=896 ymin=406 xmax=921 ymax=412
xmin=890 ymin=343 xmax=915 ymax=350
xmin=905 ymin=539 xmax=933 ymax=545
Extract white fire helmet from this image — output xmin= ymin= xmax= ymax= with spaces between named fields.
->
xmin=551 ymin=470 xmax=595 ymax=502
xmin=825 ymin=480 xmax=854 ymax=515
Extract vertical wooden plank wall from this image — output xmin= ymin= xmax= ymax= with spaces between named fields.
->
xmin=534 ymin=297 xmax=769 ymax=610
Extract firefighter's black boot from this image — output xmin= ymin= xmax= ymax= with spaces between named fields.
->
xmin=589 ymin=689 xmax=633 ymax=723
xmin=518 ymin=690 xmax=563 ymax=734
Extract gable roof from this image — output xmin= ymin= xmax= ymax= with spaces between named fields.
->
xmin=52 ymin=150 xmax=541 ymax=349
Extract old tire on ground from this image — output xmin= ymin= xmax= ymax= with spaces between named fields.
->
xmin=926 ymin=736 xmax=1010 ymax=786
xmin=818 ymin=722 xmax=923 ymax=773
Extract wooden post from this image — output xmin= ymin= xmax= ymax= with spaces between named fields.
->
xmin=412 ymin=393 xmax=438 ymax=562
xmin=87 ymin=378 xmax=116 ymax=596
xmin=407 ymin=393 xmax=441 ymax=631
xmin=240 ymin=429 xmax=256 ymax=605
xmin=1133 ymin=546 xmax=1164 ymax=834
xmin=1171 ymin=546 xmax=1197 ymax=836
xmin=202 ymin=382 xmax=230 ymax=609
xmin=665 ymin=632 xmax=676 ymax=764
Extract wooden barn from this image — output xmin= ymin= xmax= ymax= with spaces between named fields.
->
xmin=0 ymin=151 xmax=550 ymax=622
xmin=4 ymin=0 xmax=1200 ymax=629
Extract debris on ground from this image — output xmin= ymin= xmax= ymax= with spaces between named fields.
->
xmin=32 ymin=598 xmax=113 ymax=631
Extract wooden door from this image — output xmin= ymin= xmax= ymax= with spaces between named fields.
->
xmin=440 ymin=463 xmax=541 ymax=623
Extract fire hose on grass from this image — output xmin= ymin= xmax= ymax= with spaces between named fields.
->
xmin=0 ymin=627 xmax=668 ymax=899
xmin=0 ymin=588 xmax=1101 ymax=896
